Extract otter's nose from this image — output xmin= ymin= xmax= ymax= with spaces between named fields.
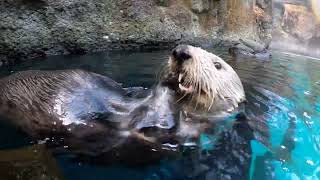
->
xmin=172 ymin=45 xmax=191 ymax=63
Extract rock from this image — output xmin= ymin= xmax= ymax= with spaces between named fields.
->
xmin=256 ymin=0 xmax=269 ymax=9
xmin=0 ymin=55 xmax=7 ymax=67
xmin=157 ymin=0 xmax=169 ymax=7
xmin=191 ymin=0 xmax=210 ymax=14
xmin=281 ymin=4 xmax=317 ymax=41
xmin=308 ymin=25 xmax=320 ymax=47
xmin=254 ymin=5 xmax=272 ymax=42
xmin=0 ymin=0 xmax=272 ymax=64
xmin=229 ymin=43 xmax=255 ymax=54
xmin=239 ymin=38 xmax=266 ymax=52
xmin=229 ymin=39 xmax=271 ymax=59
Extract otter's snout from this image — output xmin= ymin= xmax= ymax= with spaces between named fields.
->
xmin=172 ymin=45 xmax=191 ymax=63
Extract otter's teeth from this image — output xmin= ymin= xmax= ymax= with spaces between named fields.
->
xmin=178 ymin=73 xmax=183 ymax=83
xmin=178 ymin=73 xmax=193 ymax=93
xmin=179 ymin=84 xmax=193 ymax=93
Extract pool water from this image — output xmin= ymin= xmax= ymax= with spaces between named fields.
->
xmin=0 ymin=49 xmax=319 ymax=180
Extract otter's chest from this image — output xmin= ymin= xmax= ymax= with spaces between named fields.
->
xmin=52 ymin=86 xmax=128 ymax=126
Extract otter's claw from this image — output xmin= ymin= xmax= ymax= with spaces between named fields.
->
xmin=178 ymin=73 xmax=183 ymax=83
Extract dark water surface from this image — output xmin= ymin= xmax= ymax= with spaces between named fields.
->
xmin=0 ymin=49 xmax=319 ymax=180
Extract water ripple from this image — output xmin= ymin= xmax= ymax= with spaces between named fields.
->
xmin=0 ymin=49 xmax=319 ymax=180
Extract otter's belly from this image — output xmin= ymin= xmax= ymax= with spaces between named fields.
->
xmin=0 ymin=70 xmax=132 ymax=136
xmin=53 ymin=87 xmax=130 ymax=126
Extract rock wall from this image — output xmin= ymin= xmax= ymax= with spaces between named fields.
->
xmin=0 ymin=0 xmax=272 ymax=65
xmin=271 ymin=0 xmax=320 ymax=57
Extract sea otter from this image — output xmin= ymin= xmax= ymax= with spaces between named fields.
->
xmin=0 ymin=45 xmax=246 ymax=164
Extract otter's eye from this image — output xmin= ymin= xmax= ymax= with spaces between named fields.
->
xmin=214 ymin=62 xmax=222 ymax=70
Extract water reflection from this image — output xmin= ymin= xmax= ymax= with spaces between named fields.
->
xmin=0 ymin=49 xmax=319 ymax=179
xmin=227 ymin=51 xmax=320 ymax=179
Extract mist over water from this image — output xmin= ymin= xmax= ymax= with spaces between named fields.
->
xmin=271 ymin=41 xmax=320 ymax=58
xmin=271 ymin=0 xmax=320 ymax=58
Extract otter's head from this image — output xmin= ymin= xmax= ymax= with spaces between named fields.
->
xmin=162 ymin=45 xmax=245 ymax=113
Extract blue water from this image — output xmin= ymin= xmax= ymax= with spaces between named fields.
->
xmin=0 ymin=49 xmax=319 ymax=180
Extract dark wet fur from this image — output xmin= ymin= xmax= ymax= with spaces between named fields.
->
xmin=0 ymin=70 xmax=195 ymax=164
xmin=0 ymin=69 xmax=259 ymax=178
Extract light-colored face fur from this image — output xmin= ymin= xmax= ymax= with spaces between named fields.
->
xmin=167 ymin=45 xmax=245 ymax=113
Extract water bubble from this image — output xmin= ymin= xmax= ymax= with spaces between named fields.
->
xmin=306 ymin=121 xmax=314 ymax=125
xmin=162 ymin=143 xmax=179 ymax=148
xmin=303 ymin=112 xmax=311 ymax=119
xmin=280 ymin=158 xmax=287 ymax=163
xmin=288 ymin=112 xmax=297 ymax=119
xmin=37 ymin=138 xmax=49 ymax=144
xmin=306 ymin=160 xmax=315 ymax=166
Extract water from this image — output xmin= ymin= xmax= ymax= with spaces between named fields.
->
xmin=0 ymin=49 xmax=319 ymax=180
